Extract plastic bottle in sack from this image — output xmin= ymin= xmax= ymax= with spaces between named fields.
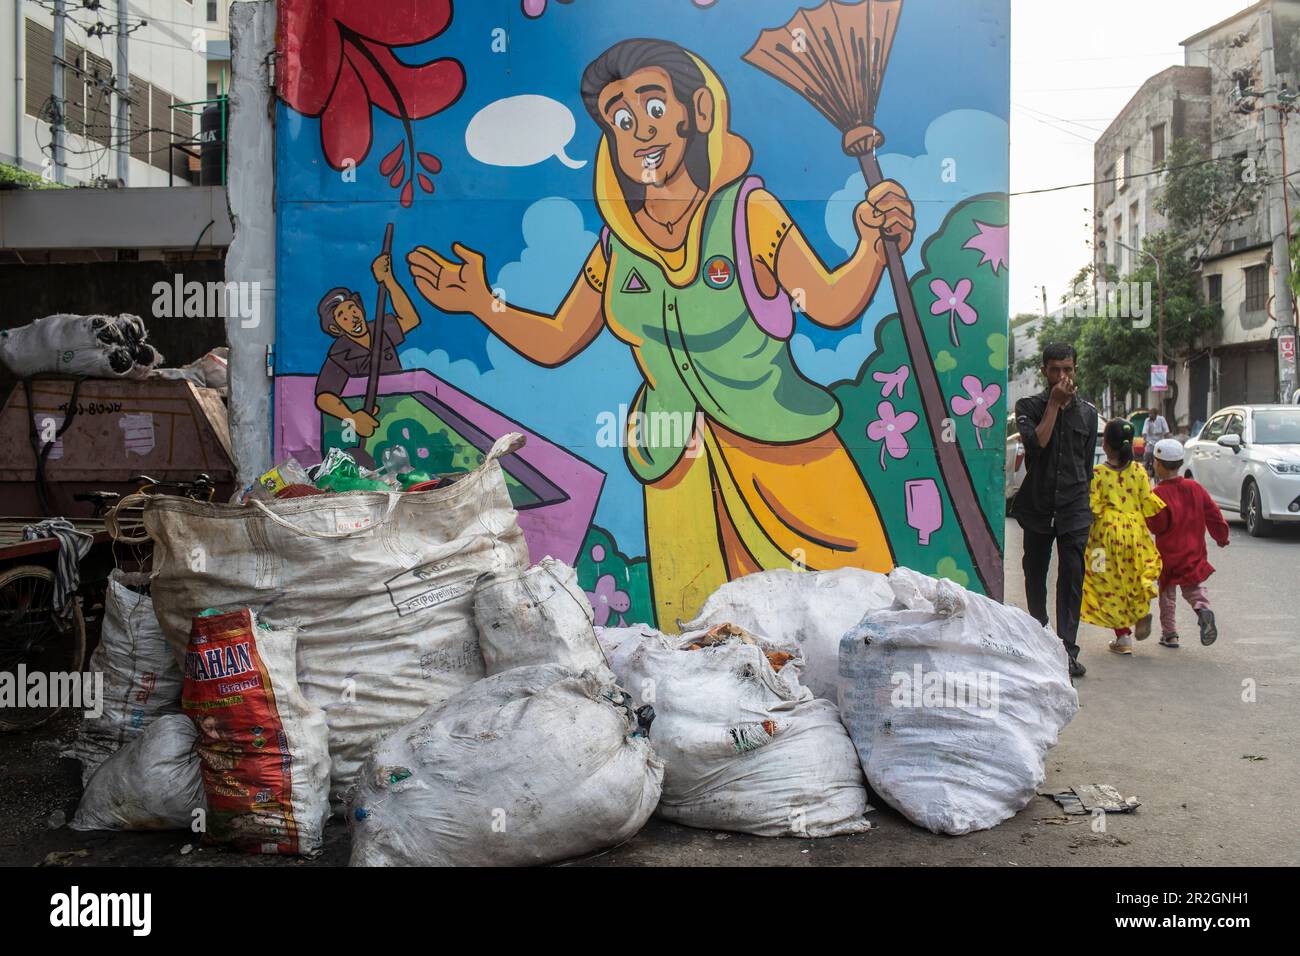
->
xmin=313 ymin=447 xmax=391 ymax=493
xmin=236 ymin=457 xmax=314 ymax=503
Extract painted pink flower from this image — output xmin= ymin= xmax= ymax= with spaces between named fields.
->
xmin=867 ymin=400 xmax=918 ymax=471
xmin=872 ymin=363 xmax=910 ymax=399
xmin=929 ymin=277 xmax=978 ymax=348
xmin=950 ymin=375 xmax=1002 ymax=449
xmin=277 ymin=0 xmax=465 ymax=206
xmin=586 ymin=573 xmax=631 ymax=627
xmin=962 ymin=221 xmax=1009 ymax=275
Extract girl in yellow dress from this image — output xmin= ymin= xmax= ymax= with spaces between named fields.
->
xmin=1081 ymin=419 xmax=1166 ymax=655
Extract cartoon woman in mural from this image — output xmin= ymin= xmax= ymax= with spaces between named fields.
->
xmin=408 ymin=39 xmax=916 ymax=623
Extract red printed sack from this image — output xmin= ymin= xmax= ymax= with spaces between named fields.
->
xmin=182 ymin=608 xmax=330 ymax=856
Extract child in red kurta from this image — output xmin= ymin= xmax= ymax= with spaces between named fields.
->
xmin=1145 ymin=439 xmax=1230 ymax=647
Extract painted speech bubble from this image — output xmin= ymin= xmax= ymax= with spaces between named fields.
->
xmin=465 ymin=95 xmax=588 ymax=170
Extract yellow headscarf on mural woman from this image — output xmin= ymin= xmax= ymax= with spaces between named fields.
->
xmin=584 ymin=45 xmax=895 ymax=627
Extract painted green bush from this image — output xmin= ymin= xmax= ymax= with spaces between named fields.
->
xmin=833 ymin=193 xmax=1009 ymax=594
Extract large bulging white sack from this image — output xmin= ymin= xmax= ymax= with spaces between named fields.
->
xmin=472 ymin=557 xmax=611 ymax=678
xmin=601 ymin=623 xmax=871 ymax=838
xmin=71 ymin=715 xmax=205 ymax=832
xmin=71 ymin=570 xmax=183 ymax=785
xmin=837 ymin=567 xmax=1079 ymax=835
xmin=348 ymin=663 xmax=664 ymax=866
xmin=679 ymin=567 xmax=895 ymax=701
xmin=143 ymin=433 xmax=530 ymax=809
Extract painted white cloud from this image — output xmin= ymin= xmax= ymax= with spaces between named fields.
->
xmin=466 ymin=95 xmax=588 ymax=170
xmin=792 ymin=109 xmax=1009 ymax=387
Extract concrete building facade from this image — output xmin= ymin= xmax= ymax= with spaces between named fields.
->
xmin=1092 ymin=0 xmax=1300 ymax=430
xmin=2 ymin=0 xmax=209 ymax=187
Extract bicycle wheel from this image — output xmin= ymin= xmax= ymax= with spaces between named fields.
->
xmin=0 ymin=565 xmax=88 ymax=732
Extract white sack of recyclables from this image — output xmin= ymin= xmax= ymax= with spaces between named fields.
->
xmin=347 ymin=663 xmax=664 ymax=867
xmin=70 ymin=570 xmax=183 ymax=786
xmin=72 ymin=715 xmax=205 ymax=832
xmin=837 ymin=567 xmax=1079 ymax=835
xmin=472 ymin=557 xmax=613 ymax=680
xmin=597 ymin=623 xmax=872 ymax=838
xmin=142 ymin=432 xmax=532 ymax=811
xmin=678 ymin=567 xmax=896 ymax=702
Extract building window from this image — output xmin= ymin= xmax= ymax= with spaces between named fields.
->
xmin=1232 ymin=150 xmax=1252 ymax=186
xmin=1113 ymin=217 xmax=1123 ymax=269
xmin=1244 ymin=264 xmax=1268 ymax=312
xmin=1119 ymin=147 xmax=1132 ymax=190
xmin=208 ymin=1 xmax=218 ymax=21
xmin=207 ymin=82 xmax=219 ymax=101
xmin=1129 ymin=201 xmax=1140 ymax=255
xmin=1102 ymin=164 xmax=1116 ymax=207
xmin=1152 ymin=124 xmax=1165 ymax=166
xmin=1206 ymin=274 xmax=1222 ymax=307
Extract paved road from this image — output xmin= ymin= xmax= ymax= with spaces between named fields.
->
xmin=3 ymin=517 xmax=1296 ymax=867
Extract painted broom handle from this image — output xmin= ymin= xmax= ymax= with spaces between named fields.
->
xmin=857 ymin=150 xmax=1004 ymax=598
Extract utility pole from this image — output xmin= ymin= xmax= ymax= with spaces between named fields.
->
xmin=115 ymin=0 xmax=129 ymax=185
xmin=51 ymin=0 xmax=66 ymax=183
xmin=1040 ymin=285 xmax=1048 ymax=319
xmin=1260 ymin=6 xmax=1297 ymax=402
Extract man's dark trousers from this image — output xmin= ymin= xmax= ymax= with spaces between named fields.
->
xmin=1021 ymin=523 xmax=1089 ymax=661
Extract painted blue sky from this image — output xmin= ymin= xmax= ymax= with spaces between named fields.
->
xmin=275 ymin=0 xmax=1009 ymax=554
xmin=277 ymin=0 xmax=1008 ymax=366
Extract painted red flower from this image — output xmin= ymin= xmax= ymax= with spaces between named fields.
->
xmin=277 ymin=0 xmax=466 ymax=206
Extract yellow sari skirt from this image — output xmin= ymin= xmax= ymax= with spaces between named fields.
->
xmin=643 ymin=417 xmax=894 ymax=629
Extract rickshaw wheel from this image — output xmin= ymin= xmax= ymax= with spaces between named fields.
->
xmin=0 ymin=565 xmax=88 ymax=733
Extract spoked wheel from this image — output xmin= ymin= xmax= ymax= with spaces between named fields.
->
xmin=0 ymin=565 xmax=87 ymax=732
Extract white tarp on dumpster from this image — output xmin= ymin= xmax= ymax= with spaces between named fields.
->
xmin=0 ymin=313 xmax=159 ymax=378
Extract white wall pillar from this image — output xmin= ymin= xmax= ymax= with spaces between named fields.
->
xmin=225 ymin=0 xmax=276 ymax=486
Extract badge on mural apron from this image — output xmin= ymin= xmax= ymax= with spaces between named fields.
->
xmin=703 ymin=255 xmax=735 ymax=290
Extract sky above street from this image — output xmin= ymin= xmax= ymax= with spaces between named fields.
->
xmin=1011 ymin=0 xmax=1258 ymax=317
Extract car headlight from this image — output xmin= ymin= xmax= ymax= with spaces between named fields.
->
xmin=1266 ymin=458 xmax=1300 ymax=475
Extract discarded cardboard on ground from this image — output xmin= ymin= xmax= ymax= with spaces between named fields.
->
xmin=1044 ymin=784 xmax=1140 ymax=815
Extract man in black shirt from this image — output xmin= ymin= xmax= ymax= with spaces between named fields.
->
xmin=1012 ymin=343 xmax=1098 ymax=678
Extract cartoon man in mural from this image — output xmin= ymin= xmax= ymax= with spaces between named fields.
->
xmin=408 ymin=39 xmax=915 ymax=623
xmin=314 ymin=253 xmax=422 ymax=438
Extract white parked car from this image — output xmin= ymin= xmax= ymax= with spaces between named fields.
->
xmin=1184 ymin=404 xmax=1300 ymax=536
xmin=1005 ymin=410 xmax=1106 ymax=501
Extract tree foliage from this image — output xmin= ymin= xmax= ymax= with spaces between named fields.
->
xmin=1154 ymin=137 xmax=1262 ymax=257
xmin=1035 ymin=138 xmax=1239 ymax=408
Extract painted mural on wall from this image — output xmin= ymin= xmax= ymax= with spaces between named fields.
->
xmin=272 ymin=0 xmax=1010 ymax=628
